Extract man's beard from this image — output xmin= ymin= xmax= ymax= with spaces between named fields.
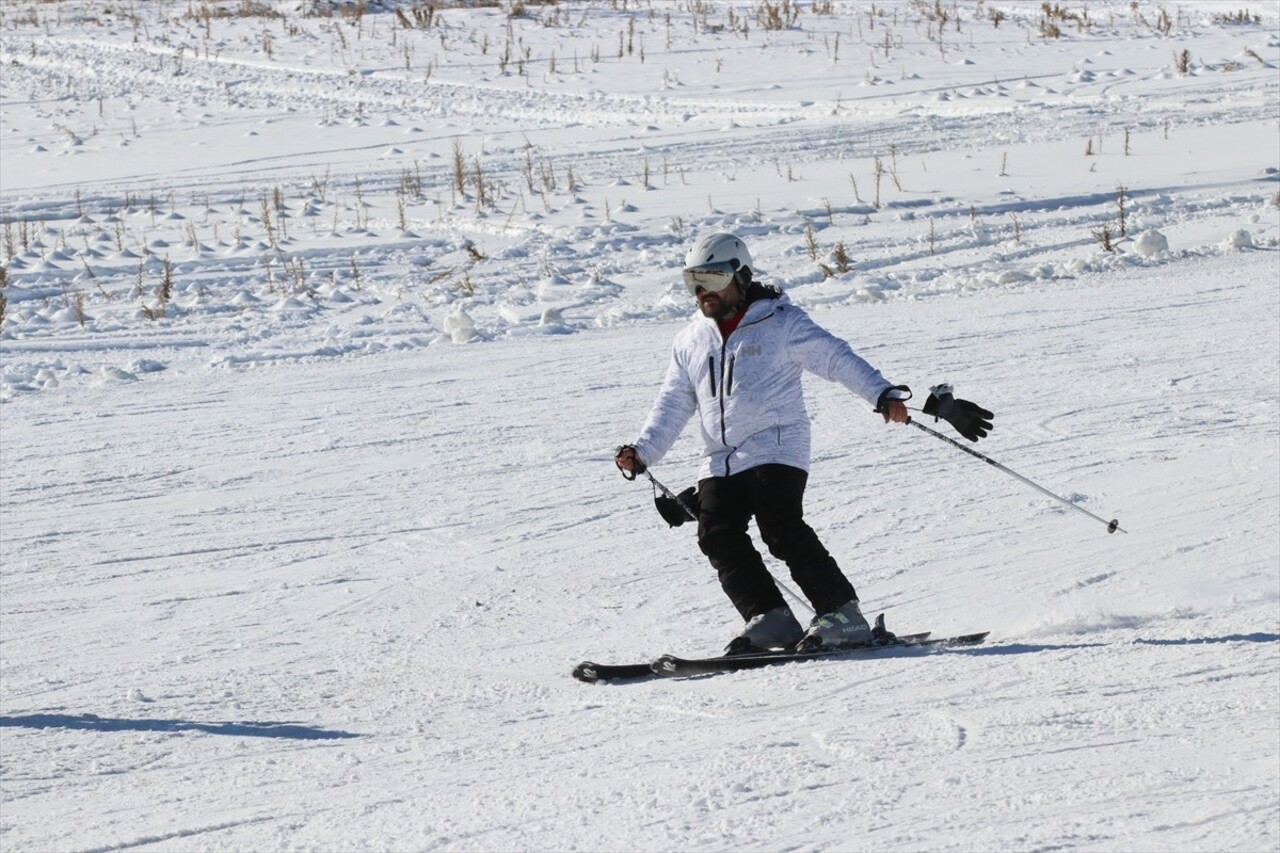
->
xmin=698 ymin=291 xmax=743 ymax=321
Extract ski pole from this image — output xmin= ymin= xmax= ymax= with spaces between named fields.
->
xmin=642 ymin=469 xmax=816 ymax=616
xmin=908 ymin=417 xmax=1126 ymax=534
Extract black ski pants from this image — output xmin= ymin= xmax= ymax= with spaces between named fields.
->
xmin=696 ymin=463 xmax=856 ymax=621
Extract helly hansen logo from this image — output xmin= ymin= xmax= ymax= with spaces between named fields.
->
xmin=737 ymin=344 xmax=762 ymax=357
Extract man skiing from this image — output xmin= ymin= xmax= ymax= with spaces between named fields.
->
xmin=614 ymin=232 xmax=991 ymax=654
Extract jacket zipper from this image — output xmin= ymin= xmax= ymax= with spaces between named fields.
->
xmin=718 ymin=340 xmax=730 ymax=475
xmin=711 ymin=305 xmax=777 ymax=477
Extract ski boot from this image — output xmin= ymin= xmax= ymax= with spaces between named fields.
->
xmin=724 ymin=606 xmax=804 ymax=655
xmin=796 ymin=599 xmax=874 ymax=651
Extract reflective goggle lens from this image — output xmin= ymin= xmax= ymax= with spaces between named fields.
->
xmin=683 ymin=261 xmax=737 ymax=295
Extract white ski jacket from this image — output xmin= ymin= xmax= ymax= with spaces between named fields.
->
xmin=633 ymin=287 xmax=897 ymax=480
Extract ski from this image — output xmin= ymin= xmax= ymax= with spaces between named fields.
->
xmin=571 ymin=660 xmax=655 ymax=684
xmin=571 ymin=629 xmax=957 ymax=684
xmin=650 ymin=631 xmax=988 ymax=678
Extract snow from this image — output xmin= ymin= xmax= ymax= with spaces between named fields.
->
xmin=1 ymin=1 xmax=1277 ymax=850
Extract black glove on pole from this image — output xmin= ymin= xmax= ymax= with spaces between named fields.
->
xmin=654 ymin=484 xmax=699 ymax=527
xmin=922 ymin=383 xmax=994 ymax=442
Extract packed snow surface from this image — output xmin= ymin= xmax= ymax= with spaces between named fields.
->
xmin=1 ymin=1 xmax=1278 ymax=850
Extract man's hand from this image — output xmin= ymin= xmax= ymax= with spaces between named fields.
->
xmin=875 ymin=385 xmax=912 ymax=425
xmin=880 ymin=399 xmax=910 ymax=425
xmin=614 ymin=445 xmax=646 ymax=478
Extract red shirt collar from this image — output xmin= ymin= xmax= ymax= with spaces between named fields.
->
xmin=717 ymin=304 xmax=748 ymax=338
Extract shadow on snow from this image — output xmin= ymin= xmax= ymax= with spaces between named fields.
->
xmin=943 ymin=641 xmax=1108 ymax=656
xmin=1132 ymin=632 xmax=1280 ymax=647
xmin=0 ymin=713 xmax=361 ymax=739
xmin=951 ymin=633 xmax=1280 ymax=657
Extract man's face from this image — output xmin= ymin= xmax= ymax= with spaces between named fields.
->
xmin=696 ymin=279 xmax=742 ymax=320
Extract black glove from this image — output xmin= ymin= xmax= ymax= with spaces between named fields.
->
xmin=655 ymin=486 xmax=699 ymax=527
xmin=922 ymin=383 xmax=993 ymax=442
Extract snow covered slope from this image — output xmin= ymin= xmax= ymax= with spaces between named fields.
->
xmin=2 ymin=2 xmax=1277 ymax=850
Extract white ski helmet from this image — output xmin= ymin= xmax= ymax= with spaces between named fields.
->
xmin=684 ymin=232 xmax=754 ymax=279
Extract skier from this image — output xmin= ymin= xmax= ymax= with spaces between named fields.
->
xmin=614 ymin=232 xmax=991 ymax=653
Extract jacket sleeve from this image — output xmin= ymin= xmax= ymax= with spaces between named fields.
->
xmin=632 ymin=347 xmax=698 ymax=468
xmin=785 ymin=307 xmax=893 ymax=407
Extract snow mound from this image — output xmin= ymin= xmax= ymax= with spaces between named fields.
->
xmin=1222 ymin=229 xmax=1254 ymax=250
xmin=445 ymin=309 xmax=477 ymax=343
xmin=1132 ymin=229 xmax=1170 ymax=256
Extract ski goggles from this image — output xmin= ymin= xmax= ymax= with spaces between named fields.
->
xmin=682 ymin=261 xmax=738 ymax=296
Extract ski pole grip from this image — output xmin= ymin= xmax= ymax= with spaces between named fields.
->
xmin=614 ymin=445 xmax=643 ymax=480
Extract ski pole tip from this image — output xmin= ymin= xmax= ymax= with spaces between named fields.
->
xmin=1107 ymin=518 xmax=1127 ymax=534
